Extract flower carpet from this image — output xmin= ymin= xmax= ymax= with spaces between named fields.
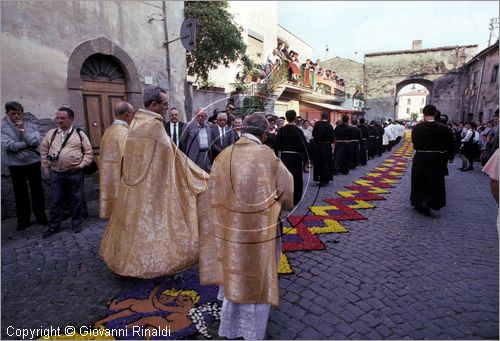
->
xmin=40 ymin=134 xmax=413 ymax=340
xmin=41 ymin=271 xmax=220 ymax=340
xmin=278 ymin=135 xmax=414 ymax=274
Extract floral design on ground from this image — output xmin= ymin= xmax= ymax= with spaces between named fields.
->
xmin=279 ymin=136 xmax=414 ymax=274
xmin=92 ymin=271 xmax=220 ymax=340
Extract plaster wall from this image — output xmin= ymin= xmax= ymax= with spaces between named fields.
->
xmin=277 ymin=25 xmax=313 ymax=62
xmin=205 ymin=1 xmax=278 ymax=91
xmin=1 ymin=1 xmax=187 ymax=120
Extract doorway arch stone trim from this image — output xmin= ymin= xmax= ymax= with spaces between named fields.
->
xmin=394 ymin=78 xmax=434 ymax=118
xmin=67 ymin=37 xmax=142 ymax=128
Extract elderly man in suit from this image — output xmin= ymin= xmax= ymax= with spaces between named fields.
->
xmin=210 ymin=112 xmax=237 ymax=161
xmin=164 ymin=107 xmax=185 ymax=148
xmin=179 ymin=108 xmax=213 ymax=173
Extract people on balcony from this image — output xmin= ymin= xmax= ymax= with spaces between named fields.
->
xmin=273 ymin=42 xmax=286 ymax=61
xmin=265 ymin=48 xmax=281 ymax=75
xmin=301 ymin=59 xmax=313 ymax=87
xmin=263 ymin=41 xmax=347 ymax=92
xmin=281 ymin=43 xmax=292 ymax=62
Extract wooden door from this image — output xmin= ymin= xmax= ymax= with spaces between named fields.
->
xmin=82 ymin=81 xmax=127 ymax=152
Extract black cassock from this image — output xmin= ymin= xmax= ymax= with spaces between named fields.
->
xmin=410 ymin=121 xmax=450 ymax=210
xmin=367 ymin=124 xmax=378 ymax=158
xmin=333 ymin=123 xmax=352 ymax=175
xmin=358 ymin=123 xmax=369 ymax=165
xmin=375 ymin=124 xmax=385 ymax=156
xmin=312 ymin=121 xmax=335 ymax=185
xmin=275 ymin=124 xmax=308 ymax=206
xmin=349 ymin=125 xmax=362 ymax=169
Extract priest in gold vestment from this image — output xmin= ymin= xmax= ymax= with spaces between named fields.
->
xmin=99 ymin=87 xmax=209 ymax=278
xmin=198 ymin=113 xmax=294 ymax=339
xmin=97 ymin=101 xmax=135 ymax=219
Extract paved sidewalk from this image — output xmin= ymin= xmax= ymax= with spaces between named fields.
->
xmin=2 ymin=138 xmax=498 ymax=339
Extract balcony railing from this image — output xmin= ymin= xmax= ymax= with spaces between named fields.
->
xmin=234 ymin=61 xmax=347 ymax=101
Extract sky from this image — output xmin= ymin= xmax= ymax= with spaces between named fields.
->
xmin=277 ymin=1 xmax=499 ymax=62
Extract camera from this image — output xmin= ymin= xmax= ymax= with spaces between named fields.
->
xmin=47 ymin=154 xmax=59 ymax=162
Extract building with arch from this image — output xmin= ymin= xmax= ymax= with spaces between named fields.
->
xmin=1 ymin=1 xmax=187 ymax=217
xmin=1 ymin=1 xmax=187 ymax=144
xmin=363 ymin=41 xmax=478 ymax=122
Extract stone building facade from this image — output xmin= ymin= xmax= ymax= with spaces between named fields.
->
xmin=396 ymin=89 xmax=429 ymax=121
xmin=458 ymin=40 xmax=499 ymax=123
xmin=1 ymin=1 xmax=187 ymax=218
xmin=363 ymin=42 xmax=478 ymax=122
xmin=320 ymin=57 xmax=364 ymax=99
xmin=1 ymin=1 xmax=187 ymax=136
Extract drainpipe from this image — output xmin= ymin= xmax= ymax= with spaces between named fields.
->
xmin=163 ymin=2 xmax=172 ymax=92
xmin=474 ymin=56 xmax=486 ymax=120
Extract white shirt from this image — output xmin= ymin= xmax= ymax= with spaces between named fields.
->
xmin=58 ymin=126 xmax=74 ymax=144
xmin=170 ymin=122 xmax=179 ymax=144
xmin=113 ymin=119 xmax=128 ymax=127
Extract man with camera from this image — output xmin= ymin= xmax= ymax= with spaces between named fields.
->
xmin=40 ymin=106 xmax=93 ymax=238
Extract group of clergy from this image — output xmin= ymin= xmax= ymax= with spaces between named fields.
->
xmin=97 ymin=86 xmax=294 ymax=340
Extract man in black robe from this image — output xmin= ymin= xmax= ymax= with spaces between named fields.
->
xmin=358 ymin=117 xmax=369 ymax=166
xmin=275 ymin=110 xmax=308 ymax=205
xmin=349 ymin=119 xmax=362 ymax=169
xmin=367 ymin=121 xmax=377 ymax=159
xmin=411 ymin=105 xmax=450 ymax=216
xmin=437 ymin=113 xmax=455 ymax=176
xmin=375 ymin=122 xmax=385 ymax=157
xmin=333 ymin=115 xmax=352 ymax=175
xmin=312 ymin=111 xmax=335 ymax=186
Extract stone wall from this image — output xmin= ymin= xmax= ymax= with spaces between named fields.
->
xmin=458 ymin=41 xmax=499 ymax=123
xmin=321 ymin=57 xmax=364 ymax=98
xmin=192 ymin=89 xmax=229 ymax=120
xmin=363 ymin=45 xmax=478 ymax=121
xmin=1 ymin=1 xmax=187 ymax=120
xmin=1 ymin=1 xmax=188 ymax=219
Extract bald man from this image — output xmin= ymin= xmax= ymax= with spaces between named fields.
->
xmin=98 ymin=101 xmax=135 ymax=218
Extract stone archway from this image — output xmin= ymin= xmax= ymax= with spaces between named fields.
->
xmin=394 ymin=78 xmax=434 ymax=119
xmin=67 ymin=37 xmax=142 ymax=129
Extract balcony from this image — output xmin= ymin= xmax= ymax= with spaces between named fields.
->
xmin=235 ymin=62 xmax=346 ymax=102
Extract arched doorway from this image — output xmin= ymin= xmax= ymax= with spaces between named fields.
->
xmin=67 ymin=37 xmax=142 ymax=152
xmin=394 ymin=78 xmax=433 ymax=120
xmin=81 ymin=54 xmax=127 ymax=150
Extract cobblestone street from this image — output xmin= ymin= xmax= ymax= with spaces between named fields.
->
xmin=2 ymin=137 xmax=498 ymax=340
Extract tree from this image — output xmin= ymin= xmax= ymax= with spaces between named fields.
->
xmin=184 ymin=1 xmax=249 ymax=86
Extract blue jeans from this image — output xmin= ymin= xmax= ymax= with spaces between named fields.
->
xmin=48 ymin=169 xmax=84 ymax=230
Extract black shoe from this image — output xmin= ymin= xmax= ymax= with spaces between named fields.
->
xmin=73 ymin=225 xmax=82 ymax=233
xmin=36 ymin=217 xmax=49 ymax=226
xmin=82 ymin=211 xmax=89 ymax=219
xmin=16 ymin=223 xmax=32 ymax=231
xmin=414 ymin=205 xmax=431 ymax=216
xmin=466 ymin=166 xmax=474 ymax=171
xmin=42 ymin=228 xmax=58 ymax=238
